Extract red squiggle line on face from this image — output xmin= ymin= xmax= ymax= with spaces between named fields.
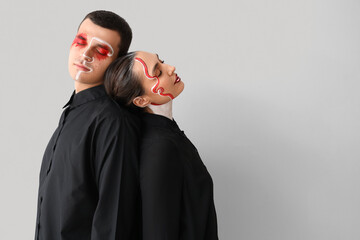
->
xmin=135 ymin=57 xmax=174 ymax=99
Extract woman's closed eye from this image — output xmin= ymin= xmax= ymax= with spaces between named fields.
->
xmin=156 ymin=60 xmax=164 ymax=77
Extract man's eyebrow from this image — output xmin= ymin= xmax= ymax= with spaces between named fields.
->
xmin=90 ymin=37 xmax=114 ymax=56
xmin=76 ymin=34 xmax=87 ymax=40
xmin=95 ymin=43 xmax=110 ymax=50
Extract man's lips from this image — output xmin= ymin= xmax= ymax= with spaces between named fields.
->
xmin=174 ymin=74 xmax=181 ymax=84
xmin=74 ymin=63 xmax=91 ymax=72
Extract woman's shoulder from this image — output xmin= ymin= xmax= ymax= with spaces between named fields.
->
xmin=139 ymin=113 xmax=185 ymax=165
xmin=141 ymin=116 xmax=182 ymax=146
xmin=141 ymin=130 xmax=178 ymax=154
xmin=139 ymin=128 xmax=183 ymax=169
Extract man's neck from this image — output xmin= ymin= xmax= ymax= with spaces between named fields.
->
xmin=146 ymin=101 xmax=173 ymax=120
xmin=75 ymin=82 xmax=103 ymax=94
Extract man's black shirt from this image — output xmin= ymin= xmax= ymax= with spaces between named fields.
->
xmin=35 ymin=85 xmax=141 ymax=240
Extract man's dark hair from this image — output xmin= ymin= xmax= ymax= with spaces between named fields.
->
xmin=81 ymin=10 xmax=132 ymax=57
xmin=104 ymin=52 xmax=144 ymax=110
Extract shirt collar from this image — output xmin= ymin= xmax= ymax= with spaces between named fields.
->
xmin=142 ymin=112 xmax=181 ymax=132
xmin=63 ymin=84 xmax=107 ymax=109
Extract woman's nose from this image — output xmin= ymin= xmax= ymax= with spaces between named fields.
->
xmin=167 ymin=65 xmax=176 ymax=75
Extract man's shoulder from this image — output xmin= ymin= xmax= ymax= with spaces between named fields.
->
xmin=95 ymin=95 xmax=126 ymax=118
xmin=92 ymin=96 xmax=141 ymax=129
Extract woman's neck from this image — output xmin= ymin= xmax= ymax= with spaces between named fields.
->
xmin=146 ymin=101 xmax=173 ymax=120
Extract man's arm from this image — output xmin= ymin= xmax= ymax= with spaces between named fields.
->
xmin=90 ymin=111 xmax=140 ymax=239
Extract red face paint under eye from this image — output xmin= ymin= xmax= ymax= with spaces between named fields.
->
xmin=135 ymin=57 xmax=175 ymax=100
xmin=71 ymin=33 xmax=87 ymax=48
xmin=94 ymin=47 xmax=110 ymax=61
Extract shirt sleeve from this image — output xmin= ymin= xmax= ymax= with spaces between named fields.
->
xmin=90 ymin=112 xmax=141 ymax=240
xmin=140 ymin=137 xmax=184 ymax=240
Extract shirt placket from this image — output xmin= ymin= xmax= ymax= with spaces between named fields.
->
xmin=46 ymin=106 xmax=71 ymax=174
xmin=35 ymin=106 xmax=71 ymax=240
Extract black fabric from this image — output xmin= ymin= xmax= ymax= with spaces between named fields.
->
xmin=140 ymin=113 xmax=219 ymax=240
xmin=35 ymin=85 xmax=142 ymax=240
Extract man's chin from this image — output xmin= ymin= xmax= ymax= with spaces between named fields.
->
xmin=74 ymin=77 xmax=103 ymax=86
xmin=73 ymin=71 xmax=90 ymax=81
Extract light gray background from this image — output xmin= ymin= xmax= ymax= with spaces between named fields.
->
xmin=1 ymin=0 xmax=360 ymax=239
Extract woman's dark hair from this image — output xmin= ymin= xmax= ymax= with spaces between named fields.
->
xmin=80 ymin=10 xmax=132 ymax=57
xmin=104 ymin=52 xmax=144 ymax=109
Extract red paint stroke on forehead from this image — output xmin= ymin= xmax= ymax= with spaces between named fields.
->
xmin=135 ymin=57 xmax=174 ymax=100
xmin=135 ymin=57 xmax=155 ymax=79
xmin=71 ymin=33 xmax=87 ymax=48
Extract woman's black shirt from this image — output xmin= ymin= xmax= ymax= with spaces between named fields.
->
xmin=140 ymin=113 xmax=219 ymax=240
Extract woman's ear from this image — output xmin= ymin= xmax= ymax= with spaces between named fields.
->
xmin=133 ymin=96 xmax=151 ymax=108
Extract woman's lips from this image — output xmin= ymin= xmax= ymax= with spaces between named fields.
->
xmin=74 ymin=63 xmax=91 ymax=72
xmin=174 ymin=74 xmax=181 ymax=84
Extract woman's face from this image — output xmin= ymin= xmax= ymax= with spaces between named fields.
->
xmin=133 ymin=51 xmax=184 ymax=105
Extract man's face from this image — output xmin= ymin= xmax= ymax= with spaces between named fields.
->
xmin=68 ymin=18 xmax=120 ymax=87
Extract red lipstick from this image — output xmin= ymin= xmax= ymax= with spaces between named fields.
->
xmin=174 ymin=74 xmax=181 ymax=84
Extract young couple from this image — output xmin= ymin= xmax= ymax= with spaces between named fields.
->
xmin=35 ymin=10 xmax=218 ymax=240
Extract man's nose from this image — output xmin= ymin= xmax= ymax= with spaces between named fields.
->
xmin=82 ymin=48 xmax=94 ymax=62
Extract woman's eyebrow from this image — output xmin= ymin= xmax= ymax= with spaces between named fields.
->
xmin=152 ymin=62 xmax=159 ymax=76
xmin=156 ymin=54 xmax=164 ymax=63
xmin=152 ymin=54 xmax=162 ymax=76
xmin=151 ymin=53 xmax=161 ymax=76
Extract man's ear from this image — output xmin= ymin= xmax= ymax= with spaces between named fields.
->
xmin=133 ymin=96 xmax=151 ymax=108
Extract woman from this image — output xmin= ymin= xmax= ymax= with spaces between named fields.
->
xmin=104 ymin=51 xmax=219 ymax=240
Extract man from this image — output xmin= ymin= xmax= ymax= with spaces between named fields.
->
xmin=35 ymin=10 xmax=141 ymax=240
